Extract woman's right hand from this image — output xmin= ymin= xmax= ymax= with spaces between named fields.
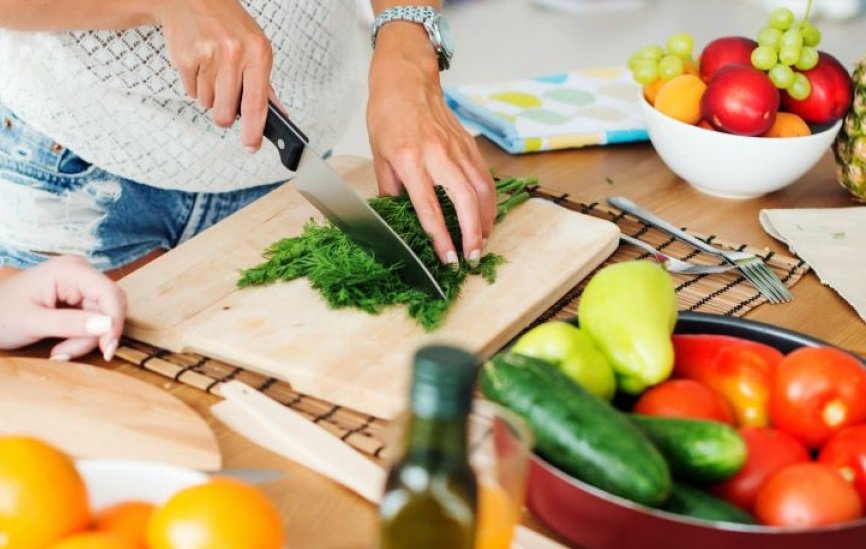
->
xmin=154 ymin=0 xmax=273 ymax=152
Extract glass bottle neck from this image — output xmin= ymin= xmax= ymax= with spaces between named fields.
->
xmin=402 ymin=413 xmax=470 ymax=467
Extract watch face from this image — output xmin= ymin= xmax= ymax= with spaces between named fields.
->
xmin=434 ymin=14 xmax=454 ymax=58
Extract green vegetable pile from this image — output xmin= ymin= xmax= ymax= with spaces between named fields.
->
xmin=237 ymin=177 xmax=534 ymax=331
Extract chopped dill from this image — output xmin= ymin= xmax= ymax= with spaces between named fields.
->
xmin=238 ymin=177 xmax=533 ymax=331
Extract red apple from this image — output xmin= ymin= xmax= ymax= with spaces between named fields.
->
xmin=702 ymin=65 xmax=780 ymax=136
xmin=699 ymin=36 xmax=758 ymax=82
xmin=781 ymin=52 xmax=853 ymax=125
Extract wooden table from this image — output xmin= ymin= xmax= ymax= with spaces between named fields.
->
xmin=10 ymin=139 xmax=866 ymax=548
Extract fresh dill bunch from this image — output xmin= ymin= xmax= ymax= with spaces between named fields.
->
xmin=238 ymin=177 xmax=531 ymax=331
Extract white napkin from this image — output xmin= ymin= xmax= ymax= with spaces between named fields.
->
xmin=760 ymin=207 xmax=866 ymax=322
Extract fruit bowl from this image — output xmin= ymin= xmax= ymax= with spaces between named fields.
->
xmin=641 ymin=94 xmax=842 ymax=199
xmin=76 ymin=459 xmax=207 ymax=511
xmin=525 ymin=311 xmax=866 ymax=549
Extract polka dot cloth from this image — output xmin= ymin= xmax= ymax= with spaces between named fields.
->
xmin=444 ymin=67 xmax=648 ymax=154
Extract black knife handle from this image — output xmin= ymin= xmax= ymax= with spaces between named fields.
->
xmin=263 ymin=99 xmax=308 ymax=172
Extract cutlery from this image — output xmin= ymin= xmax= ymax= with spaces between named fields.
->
xmin=212 ymin=381 xmax=567 ymax=549
xmin=608 ymin=196 xmax=793 ymax=304
xmin=620 ymin=234 xmax=736 ymax=275
xmin=215 ymin=468 xmax=285 ymax=485
xmin=263 ymin=100 xmax=445 ymax=299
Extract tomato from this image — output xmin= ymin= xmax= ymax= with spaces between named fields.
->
xmin=754 ymin=463 xmax=862 ymax=528
xmin=673 ymin=334 xmax=782 ymax=427
xmin=633 ymin=379 xmax=734 ymax=424
xmin=712 ymin=427 xmax=810 ymax=511
xmin=769 ymin=347 xmax=866 ymax=448
xmin=819 ymin=425 xmax=866 ymax=508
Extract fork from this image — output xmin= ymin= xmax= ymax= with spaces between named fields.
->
xmin=619 ymin=235 xmax=736 ymax=275
xmin=608 ymin=197 xmax=794 ymax=304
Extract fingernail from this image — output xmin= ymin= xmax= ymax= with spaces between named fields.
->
xmin=103 ymin=339 xmax=118 ymax=362
xmin=85 ymin=315 xmax=113 ymax=336
xmin=245 ymin=146 xmax=258 ymax=154
xmin=468 ymin=249 xmax=481 ymax=269
xmin=446 ymin=250 xmax=459 ymax=270
xmin=50 ymin=354 xmax=71 ymax=362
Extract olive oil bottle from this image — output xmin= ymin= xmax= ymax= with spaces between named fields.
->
xmin=378 ymin=345 xmax=478 ymax=549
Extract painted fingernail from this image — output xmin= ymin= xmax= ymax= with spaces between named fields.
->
xmin=85 ymin=315 xmax=113 ymax=336
xmin=468 ymin=249 xmax=481 ymax=269
xmin=50 ymin=354 xmax=71 ymax=362
xmin=103 ymin=339 xmax=118 ymax=362
xmin=245 ymin=146 xmax=258 ymax=154
xmin=446 ymin=250 xmax=459 ymax=270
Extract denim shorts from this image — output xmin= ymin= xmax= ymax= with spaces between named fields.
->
xmin=0 ymin=104 xmax=283 ymax=271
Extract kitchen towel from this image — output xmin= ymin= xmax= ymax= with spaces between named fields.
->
xmin=760 ymin=206 xmax=866 ymax=322
xmin=444 ymin=67 xmax=648 ymax=154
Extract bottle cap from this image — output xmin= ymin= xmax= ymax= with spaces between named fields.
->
xmin=410 ymin=345 xmax=477 ymax=418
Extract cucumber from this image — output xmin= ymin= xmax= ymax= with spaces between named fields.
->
xmin=480 ymin=353 xmax=671 ymax=506
xmin=663 ymin=482 xmax=756 ymax=524
xmin=628 ymin=414 xmax=746 ymax=484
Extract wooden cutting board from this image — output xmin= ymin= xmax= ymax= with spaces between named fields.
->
xmin=0 ymin=357 xmax=221 ymax=471
xmin=120 ymin=158 xmax=619 ymax=418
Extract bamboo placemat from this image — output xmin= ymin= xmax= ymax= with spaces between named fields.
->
xmin=116 ymin=185 xmax=810 ymax=462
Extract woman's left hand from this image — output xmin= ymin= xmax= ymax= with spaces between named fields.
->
xmin=367 ymin=22 xmax=496 ymax=268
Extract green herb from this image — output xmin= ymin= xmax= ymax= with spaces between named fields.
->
xmin=238 ymin=177 xmax=533 ymax=331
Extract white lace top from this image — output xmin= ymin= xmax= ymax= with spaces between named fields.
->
xmin=0 ymin=0 xmax=368 ymax=192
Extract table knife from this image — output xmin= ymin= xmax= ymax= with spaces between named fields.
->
xmin=262 ymin=101 xmax=446 ymax=299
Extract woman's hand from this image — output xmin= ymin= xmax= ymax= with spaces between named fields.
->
xmin=155 ymin=0 xmax=273 ymax=152
xmin=0 ymin=256 xmax=127 ymax=361
xmin=367 ymin=23 xmax=496 ymax=267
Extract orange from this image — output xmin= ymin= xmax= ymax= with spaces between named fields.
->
xmin=684 ymin=58 xmax=700 ymax=77
xmin=0 ymin=436 xmax=90 ymax=548
xmin=654 ymin=74 xmax=707 ymax=125
xmin=762 ymin=112 xmax=812 ymax=138
xmin=643 ymin=79 xmax=664 ymax=106
xmin=93 ymin=501 xmax=155 ymax=547
xmin=48 ymin=532 xmax=137 ymax=549
xmin=147 ymin=478 xmax=284 ymax=549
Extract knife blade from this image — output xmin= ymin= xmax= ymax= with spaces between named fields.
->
xmin=262 ymin=101 xmax=446 ymax=300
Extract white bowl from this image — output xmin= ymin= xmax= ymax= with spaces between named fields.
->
xmin=640 ymin=94 xmax=842 ymax=199
xmin=76 ymin=459 xmax=207 ymax=511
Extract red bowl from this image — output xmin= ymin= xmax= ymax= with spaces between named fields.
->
xmin=525 ymin=312 xmax=866 ymax=549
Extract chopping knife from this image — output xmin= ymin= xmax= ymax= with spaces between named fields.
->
xmin=262 ymin=101 xmax=446 ymax=299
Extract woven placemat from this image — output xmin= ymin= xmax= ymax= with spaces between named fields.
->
xmin=115 ymin=185 xmax=809 ymax=462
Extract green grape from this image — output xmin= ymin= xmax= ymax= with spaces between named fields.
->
xmin=658 ymin=55 xmax=684 ymax=81
xmin=780 ymin=29 xmax=803 ymax=49
xmin=667 ymin=33 xmax=694 ymax=59
xmin=769 ymin=7 xmax=795 ymax=30
xmin=757 ymin=27 xmax=783 ymax=49
xmin=751 ymin=46 xmax=778 ymax=71
xmin=769 ymin=63 xmax=795 ymax=89
xmin=637 ymin=44 xmax=665 ymax=61
xmin=628 ymin=53 xmax=644 ymax=71
xmin=788 ymin=73 xmax=812 ymax=100
xmin=633 ymin=60 xmax=659 ymax=85
xmin=796 ymin=47 xmax=819 ymax=71
xmin=779 ymin=46 xmax=800 ymax=66
xmin=801 ymin=22 xmax=821 ymax=47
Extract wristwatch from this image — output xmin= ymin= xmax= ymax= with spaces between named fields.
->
xmin=371 ymin=6 xmax=454 ymax=71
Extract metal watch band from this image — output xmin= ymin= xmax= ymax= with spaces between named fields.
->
xmin=370 ymin=6 xmax=437 ymax=49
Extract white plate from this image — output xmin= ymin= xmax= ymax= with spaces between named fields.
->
xmin=76 ymin=459 xmax=207 ymax=511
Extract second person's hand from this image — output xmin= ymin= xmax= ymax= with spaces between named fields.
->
xmin=367 ymin=23 xmax=496 ymax=268
xmin=155 ymin=0 xmax=273 ymax=153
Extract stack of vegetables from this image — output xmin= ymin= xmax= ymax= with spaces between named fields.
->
xmin=482 ymin=260 xmax=866 ymax=528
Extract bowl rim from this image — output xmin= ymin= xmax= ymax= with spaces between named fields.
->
xmin=639 ymin=92 xmax=843 ymax=143
xmin=531 ymin=310 xmax=866 ymax=535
